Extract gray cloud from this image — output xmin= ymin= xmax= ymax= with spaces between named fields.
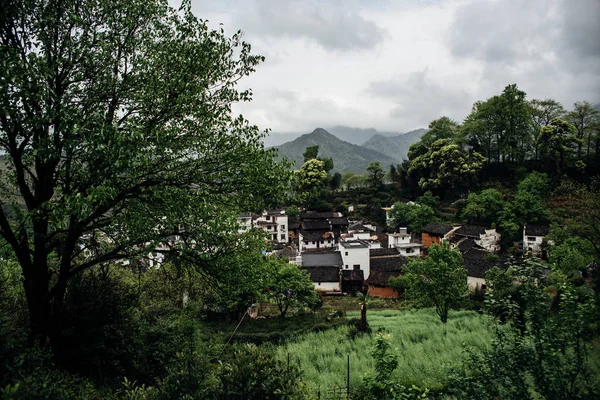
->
xmin=233 ymin=0 xmax=386 ymax=51
xmin=368 ymin=70 xmax=471 ymax=127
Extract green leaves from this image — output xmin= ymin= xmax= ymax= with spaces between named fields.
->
xmin=398 ymin=242 xmax=469 ymax=323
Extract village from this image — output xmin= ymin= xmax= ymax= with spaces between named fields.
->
xmin=238 ymin=208 xmax=551 ymax=298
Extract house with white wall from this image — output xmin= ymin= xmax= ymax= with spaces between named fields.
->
xmin=339 ymin=240 xmax=371 ymax=279
xmin=238 ymin=210 xmax=288 ymax=244
xmin=301 ymin=251 xmax=343 ymax=292
xmin=388 ymin=227 xmax=421 ymax=257
xmin=452 ymin=225 xmax=500 ymax=253
xmin=523 ymin=224 xmax=551 ymax=257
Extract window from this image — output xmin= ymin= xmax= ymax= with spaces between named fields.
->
xmin=345 ymin=251 xmax=348 ymax=256
xmin=281 ymin=225 xmax=285 ymax=230
xmin=353 ymin=265 xmax=360 ymax=270
xmin=312 ymin=241 xmax=316 ymax=245
xmin=280 ymin=234 xmax=285 ymax=240
xmin=527 ymin=236 xmax=536 ymax=241
xmin=345 ymin=265 xmax=348 ymax=269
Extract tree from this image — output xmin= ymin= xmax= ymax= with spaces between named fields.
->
xmin=538 ymin=118 xmax=580 ymax=174
xmin=264 ymin=258 xmax=319 ymax=317
xmin=529 ymin=99 xmax=566 ymax=160
xmin=395 ymin=242 xmax=468 ymax=323
xmin=303 ymin=145 xmax=320 ymax=162
xmin=387 ymin=201 xmax=435 ymax=234
xmin=356 ymin=291 xmax=371 ymax=333
xmin=566 ymin=101 xmax=600 ymax=161
xmin=421 ymin=116 xmax=461 ymax=146
xmin=366 ymin=161 xmax=385 ymax=190
xmin=408 ymin=139 xmax=486 ymax=196
xmin=0 ymin=0 xmax=291 ymax=347
xmin=462 ymin=189 xmax=505 ymax=225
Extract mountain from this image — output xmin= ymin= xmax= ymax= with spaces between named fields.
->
xmin=274 ymin=128 xmax=400 ymax=174
xmin=361 ymin=128 xmax=427 ymax=162
xmin=263 ymin=132 xmax=304 ymax=148
xmin=327 ymin=125 xmax=400 ymax=145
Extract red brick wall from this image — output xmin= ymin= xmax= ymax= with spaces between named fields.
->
xmin=421 ymin=233 xmax=442 ymax=248
xmin=368 ymin=285 xmax=399 ymax=298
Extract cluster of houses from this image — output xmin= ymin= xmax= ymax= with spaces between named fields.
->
xmin=239 ymin=208 xmax=553 ymax=298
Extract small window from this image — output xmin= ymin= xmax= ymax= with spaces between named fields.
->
xmin=353 ymin=265 xmax=360 ymax=270
xmin=345 ymin=265 xmax=348 ymax=269
xmin=345 ymin=251 xmax=348 ymax=256
xmin=280 ymin=234 xmax=285 ymax=240
xmin=527 ymin=236 xmax=536 ymax=241
xmin=281 ymin=225 xmax=285 ymax=231
xmin=312 ymin=241 xmax=316 ymax=245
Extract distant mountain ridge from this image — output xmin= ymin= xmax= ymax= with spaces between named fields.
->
xmin=274 ymin=128 xmax=410 ymax=174
xmin=361 ymin=128 xmax=427 ymax=162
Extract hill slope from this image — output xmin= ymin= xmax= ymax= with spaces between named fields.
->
xmin=361 ymin=128 xmax=427 ymax=162
xmin=274 ymin=128 xmax=399 ymax=173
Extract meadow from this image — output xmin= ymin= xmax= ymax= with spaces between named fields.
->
xmin=276 ymin=308 xmax=494 ymax=393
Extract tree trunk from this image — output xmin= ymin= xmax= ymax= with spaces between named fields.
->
xmin=23 ymin=270 xmax=52 ymax=346
xmin=359 ymin=304 xmax=368 ymax=332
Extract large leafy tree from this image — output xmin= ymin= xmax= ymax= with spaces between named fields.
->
xmin=529 ymin=98 xmax=566 ymax=160
xmin=391 ymin=242 xmax=468 ymax=323
xmin=0 ymin=0 xmax=290 ymax=346
xmin=462 ymin=188 xmax=505 ymax=225
xmin=264 ymin=257 xmax=319 ymax=317
xmin=538 ymin=118 xmax=580 ymax=174
xmin=566 ymin=101 xmax=600 ymax=161
xmin=408 ymin=138 xmax=486 ymax=196
xmin=387 ymin=201 xmax=435 ymax=234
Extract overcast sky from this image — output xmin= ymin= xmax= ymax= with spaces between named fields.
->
xmin=186 ymin=0 xmax=600 ymax=134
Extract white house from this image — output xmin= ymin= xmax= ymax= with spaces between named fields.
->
xmin=299 ymin=231 xmax=336 ymax=252
xmin=523 ymin=224 xmax=551 ymax=256
xmin=238 ymin=210 xmax=288 ymax=244
xmin=388 ymin=228 xmax=421 ymax=257
xmin=452 ymin=225 xmax=501 ymax=253
xmin=339 ymin=240 xmax=371 ymax=279
xmin=301 ymin=251 xmax=343 ymax=292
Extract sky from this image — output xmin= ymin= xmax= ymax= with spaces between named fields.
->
xmin=184 ymin=0 xmax=600 ymax=135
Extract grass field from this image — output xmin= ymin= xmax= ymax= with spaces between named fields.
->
xmin=276 ymin=308 xmax=494 ymax=393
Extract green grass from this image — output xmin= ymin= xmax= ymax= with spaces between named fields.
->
xmin=277 ymin=308 xmax=494 ymax=393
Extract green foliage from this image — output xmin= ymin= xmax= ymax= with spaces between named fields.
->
xmin=357 ymin=332 xmax=430 ymax=400
xmin=366 ymin=161 xmax=385 ymax=190
xmin=387 ymin=202 xmax=435 ymax=234
xmin=303 ymin=145 xmax=320 ymax=162
xmin=395 ymin=242 xmax=469 ymax=323
xmin=421 ymin=117 xmax=461 ymax=146
xmin=408 ymin=138 xmax=486 ymax=196
xmin=0 ymin=0 xmax=291 ymax=346
xmin=278 ymin=309 xmax=493 ymax=393
xmin=462 ymin=189 xmax=505 ymax=225
xmin=538 ymin=118 xmax=581 ymax=173
xmin=453 ymin=264 xmax=599 ymax=399
xmin=264 ymin=258 xmax=320 ymax=317
xmin=219 ymin=344 xmax=307 ymax=399
xmin=415 ymin=191 xmax=440 ymax=210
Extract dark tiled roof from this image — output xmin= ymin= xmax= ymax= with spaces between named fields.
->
xmin=301 ymin=220 xmax=331 ymax=230
xmin=370 ymin=248 xmax=400 ymax=257
xmin=265 ymin=210 xmax=286 ymax=215
xmin=302 ymin=211 xmax=342 ymax=219
xmin=457 ymin=238 xmax=478 ymax=253
xmin=300 ymin=230 xmax=334 ymax=241
xmin=279 ymin=246 xmax=297 ymax=259
xmin=370 ymin=256 xmax=408 ymax=272
xmin=289 ymin=222 xmax=300 ymax=230
xmin=342 ymin=270 xmax=364 ymax=281
xmin=462 ymin=248 xmax=499 ymax=278
xmin=454 ymin=224 xmax=486 ymax=238
xmin=525 ymin=224 xmax=550 ymax=237
xmin=302 ymin=267 xmax=340 ymax=282
xmin=348 ymin=222 xmax=367 ymax=231
xmin=422 ymin=222 xmax=454 ymax=236
xmin=367 ymin=270 xmax=402 ymax=286
xmin=330 ymin=217 xmax=349 ymax=226
xmin=302 ymin=251 xmax=343 ymax=267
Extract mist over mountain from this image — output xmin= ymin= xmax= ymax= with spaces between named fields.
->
xmin=274 ymin=128 xmax=400 ymax=173
xmin=361 ymin=128 xmax=427 ymax=161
